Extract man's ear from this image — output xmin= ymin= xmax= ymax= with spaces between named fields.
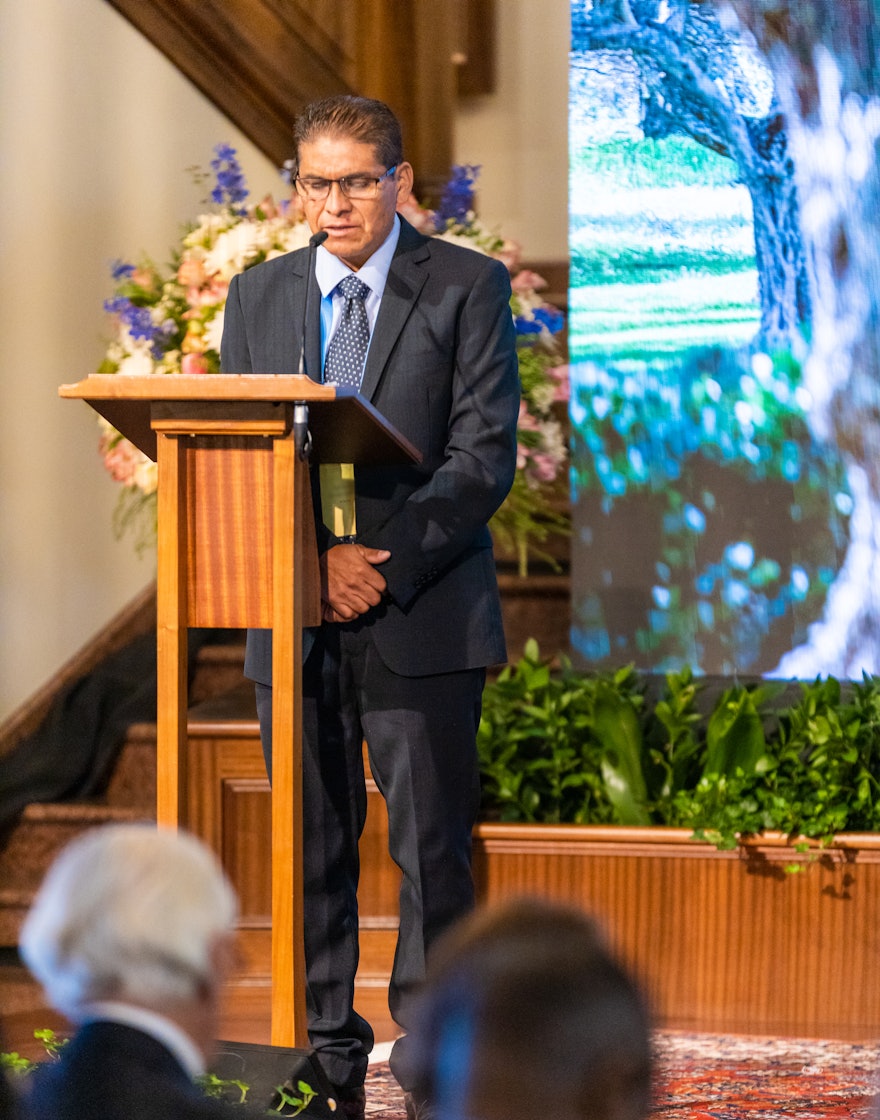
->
xmin=396 ymin=162 xmax=415 ymax=206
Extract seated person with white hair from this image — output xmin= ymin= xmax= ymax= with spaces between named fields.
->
xmin=18 ymin=822 xmax=255 ymax=1120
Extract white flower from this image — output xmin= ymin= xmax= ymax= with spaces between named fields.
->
xmin=133 ymin=458 xmax=159 ymax=494
xmin=433 ymin=229 xmax=492 ymax=255
xmin=204 ymin=221 xmax=267 ymax=280
xmin=183 ymin=212 xmax=239 ymax=249
xmin=204 ymin=309 xmax=225 ymax=353
xmin=116 ymin=338 xmax=157 ymax=377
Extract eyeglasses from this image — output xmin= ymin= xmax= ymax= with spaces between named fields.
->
xmin=294 ymin=166 xmax=398 ymax=202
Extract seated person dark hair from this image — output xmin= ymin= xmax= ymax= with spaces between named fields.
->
xmin=402 ymin=896 xmax=653 ymax=1120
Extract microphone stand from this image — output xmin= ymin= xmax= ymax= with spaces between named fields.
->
xmin=294 ymin=230 xmax=328 ymax=460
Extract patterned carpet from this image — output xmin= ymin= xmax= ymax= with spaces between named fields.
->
xmin=361 ymin=1032 xmax=880 ymax=1119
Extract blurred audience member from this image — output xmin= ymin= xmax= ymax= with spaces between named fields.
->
xmin=402 ymin=896 xmax=653 ymax=1120
xmin=1 ymin=1039 xmax=24 ymax=1120
xmin=18 ymin=822 xmax=253 ymax=1120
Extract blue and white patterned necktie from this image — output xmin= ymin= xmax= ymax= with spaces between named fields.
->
xmin=324 ymin=274 xmax=371 ymax=389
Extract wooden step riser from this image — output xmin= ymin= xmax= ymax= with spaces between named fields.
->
xmin=0 ymin=805 xmax=149 ymax=896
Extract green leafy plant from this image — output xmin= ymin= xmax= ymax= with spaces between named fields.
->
xmin=3 ymin=1030 xmax=318 ymax=1116
xmin=272 ymin=1080 xmax=317 ymax=1115
xmin=1 ymin=1049 xmax=36 ymax=1078
xmin=478 ymin=642 xmax=880 ymax=853
xmin=198 ymin=1068 xmax=316 ymax=1115
xmin=198 ymin=1071 xmax=252 ymax=1105
xmin=478 ymin=640 xmax=646 ymax=824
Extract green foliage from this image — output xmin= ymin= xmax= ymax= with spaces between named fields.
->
xmin=31 ymin=1030 xmax=66 ymax=1060
xmin=272 ymin=1080 xmax=318 ymax=1115
xmin=1 ymin=1050 xmax=35 ymax=1077
xmin=477 ymin=639 xmax=644 ymax=824
xmin=570 ymin=242 xmax=756 ymax=290
xmin=478 ymin=643 xmax=880 ymax=853
xmin=197 ymin=1072 xmax=251 ymax=1105
xmin=112 ymin=485 xmax=158 ymax=557
xmin=572 ymin=136 xmax=740 ymax=189
xmin=3 ymin=1030 xmax=318 ymax=1116
xmin=198 ymin=1070 xmax=316 ymax=1115
xmin=0 ymin=1031 xmax=64 ymax=1083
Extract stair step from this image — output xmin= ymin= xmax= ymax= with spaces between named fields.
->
xmin=189 ymin=639 xmax=248 ymax=705
xmin=0 ymin=802 xmax=149 ymax=946
xmin=103 ymin=723 xmax=157 ymax=810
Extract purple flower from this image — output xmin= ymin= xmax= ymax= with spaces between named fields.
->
xmin=533 ymin=306 xmax=565 ymax=333
xmin=103 ymin=297 xmax=158 ymax=342
xmin=210 ymin=143 xmax=249 ymax=213
xmin=111 ymin=260 xmax=136 ymax=281
xmin=515 ymin=307 xmax=565 ymax=336
xmin=434 ymin=164 xmax=481 ymax=229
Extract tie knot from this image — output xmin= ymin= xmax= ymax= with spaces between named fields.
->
xmin=338 ymin=275 xmax=370 ymax=302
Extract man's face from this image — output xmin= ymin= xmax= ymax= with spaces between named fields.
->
xmin=296 ymin=135 xmax=413 ymax=271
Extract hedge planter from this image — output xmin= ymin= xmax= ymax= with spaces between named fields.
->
xmin=179 ymin=683 xmax=880 ymax=1043
xmin=471 ymin=823 xmax=880 ymax=1041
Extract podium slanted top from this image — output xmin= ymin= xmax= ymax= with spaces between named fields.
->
xmin=59 ymin=374 xmax=421 ymax=466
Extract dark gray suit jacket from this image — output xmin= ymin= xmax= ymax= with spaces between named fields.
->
xmin=220 ymin=216 xmax=520 ymax=682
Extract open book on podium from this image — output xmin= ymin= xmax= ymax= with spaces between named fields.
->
xmin=59 ymin=374 xmax=421 ymax=1049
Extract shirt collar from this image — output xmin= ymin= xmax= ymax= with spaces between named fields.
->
xmin=315 ymin=214 xmax=401 ymax=300
xmin=81 ymin=1000 xmax=206 ymax=1079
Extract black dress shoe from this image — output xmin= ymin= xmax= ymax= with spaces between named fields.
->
xmin=403 ymin=1090 xmax=434 ymax=1120
xmin=332 ymin=1084 xmax=366 ymax=1120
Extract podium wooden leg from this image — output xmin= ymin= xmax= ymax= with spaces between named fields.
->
xmin=155 ymin=431 xmax=188 ymax=828
xmin=270 ymin=435 xmax=309 ymax=1048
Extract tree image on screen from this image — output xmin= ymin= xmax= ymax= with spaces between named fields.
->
xmin=569 ymin=0 xmax=880 ymax=678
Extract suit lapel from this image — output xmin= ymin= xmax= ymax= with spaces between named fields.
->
xmin=298 ymin=251 xmax=325 ymax=383
xmin=270 ymin=250 xmax=320 ymax=380
xmin=359 ymin=220 xmax=431 ymax=400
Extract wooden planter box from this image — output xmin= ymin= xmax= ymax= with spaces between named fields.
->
xmin=472 ymin=823 xmax=880 ymax=1041
xmin=182 ymin=707 xmax=880 ymax=1042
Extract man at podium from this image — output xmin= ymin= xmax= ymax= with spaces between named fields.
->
xmin=221 ymin=94 xmax=520 ymax=1120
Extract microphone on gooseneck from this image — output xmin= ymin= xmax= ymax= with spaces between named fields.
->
xmin=294 ymin=230 xmax=328 ymax=460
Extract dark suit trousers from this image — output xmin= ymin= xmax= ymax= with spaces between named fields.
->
xmin=255 ymin=620 xmax=484 ymax=1090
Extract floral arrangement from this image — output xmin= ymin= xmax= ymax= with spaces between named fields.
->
xmin=98 ymin=147 xmax=569 ymax=568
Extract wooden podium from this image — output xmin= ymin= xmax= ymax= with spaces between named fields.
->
xmin=59 ymin=374 xmax=420 ymax=1047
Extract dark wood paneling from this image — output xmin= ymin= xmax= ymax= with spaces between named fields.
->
xmin=456 ymin=0 xmax=496 ymax=96
xmin=106 ymin=0 xmax=358 ymax=168
xmin=106 ymin=0 xmax=497 ymax=196
xmin=185 ymin=720 xmax=401 ymax=970
xmin=473 ymin=824 xmax=880 ymax=1041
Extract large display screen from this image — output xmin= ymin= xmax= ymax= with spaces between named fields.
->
xmin=568 ymin=1 xmax=878 ymax=679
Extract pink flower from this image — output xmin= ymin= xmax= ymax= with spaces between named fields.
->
xmin=204 ymin=278 xmax=229 ymax=303
xmin=178 ymin=258 xmax=208 ymax=288
xmin=517 ymin=400 xmax=540 ymax=430
xmin=397 ymin=195 xmax=437 ymax=234
xmin=255 ymin=194 xmax=280 ymax=219
xmin=547 ymin=363 xmax=571 ymax=402
xmin=181 ymin=352 xmax=209 ymax=376
xmin=511 ymin=269 xmax=548 ymax=294
xmin=100 ymin=433 xmax=142 ymax=486
xmin=494 ymin=238 xmax=522 ymax=274
xmin=528 ymin=452 xmax=559 ymax=484
xmin=131 ymin=266 xmax=158 ymax=291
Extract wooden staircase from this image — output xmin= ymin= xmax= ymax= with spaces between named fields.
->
xmin=0 ymin=563 xmax=570 ymax=1049
xmin=0 ymin=639 xmax=249 ymax=1026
